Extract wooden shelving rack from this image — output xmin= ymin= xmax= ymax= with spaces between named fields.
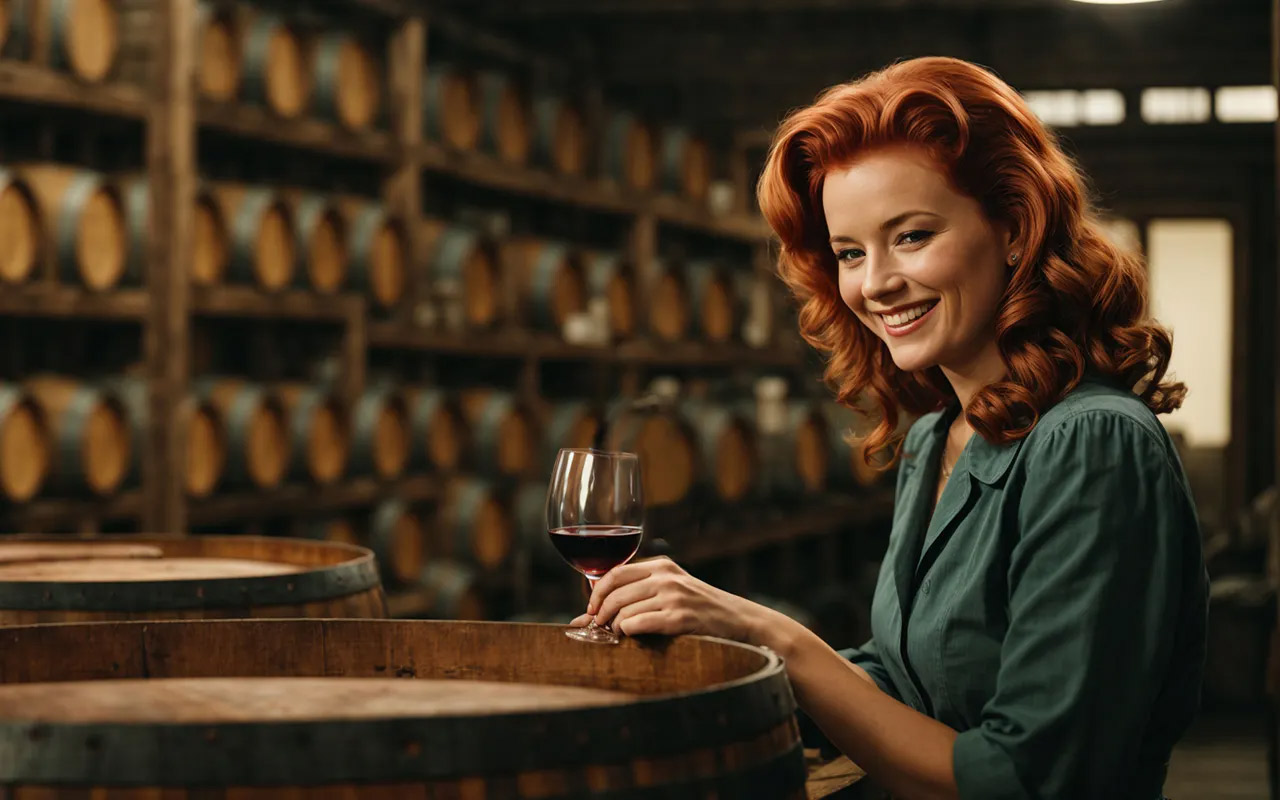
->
xmin=0 ymin=0 xmax=891 ymax=621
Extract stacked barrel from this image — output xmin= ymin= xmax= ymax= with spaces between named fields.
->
xmin=421 ymin=59 xmax=721 ymax=211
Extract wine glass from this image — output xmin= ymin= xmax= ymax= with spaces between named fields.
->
xmin=546 ymin=448 xmax=644 ymax=644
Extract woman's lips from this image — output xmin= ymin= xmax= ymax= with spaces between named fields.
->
xmin=881 ymin=301 xmax=938 ymax=337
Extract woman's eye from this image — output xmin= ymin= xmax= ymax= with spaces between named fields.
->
xmin=897 ymin=230 xmax=934 ymax=246
xmin=836 ymin=248 xmax=864 ymax=265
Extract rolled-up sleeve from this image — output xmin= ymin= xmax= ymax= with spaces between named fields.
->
xmin=953 ymin=411 xmax=1196 ymax=799
xmin=838 ymin=638 xmax=900 ymax=699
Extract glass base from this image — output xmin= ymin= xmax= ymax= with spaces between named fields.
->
xmin=565 ymin=623 xmax=619 ymax=645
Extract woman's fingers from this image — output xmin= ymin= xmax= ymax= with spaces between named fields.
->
xmin=569 ymin=613 xmax=591 ymax=627
xmin=612 ymin=596 xmax=673 ymax=635
xmin=613 ymin=609 xmax=687 ymax=637
xmin=587 ymin=557 xmax=674 ymax=614
xmin=591 ymin=578 xmax=661 ymax=627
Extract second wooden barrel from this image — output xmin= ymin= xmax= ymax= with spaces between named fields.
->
xmin=0 ymin=535 xmax=385 ymax=625
xmin=648 ymin=260 xmax=691 ymax=343
xmin=279 ymin=382 xmax=350 ymax=485
xmin=181 ymin=393 xmax=226 ymax=497
xmin=408 ymin=387 xmax=468 ymax=472
xmin=291 ymin=192 xmax=347 ymax=293
xmin=346 ymin=200 xmax=407 ymax=313
xmin=460 ymin=390 xmax=538 ymax=478
xmin=439 ymin=477 xmax=514 ymax=571
xmin=25 ymin=375 xmax=130 ymax=496
xmin=350 ymin=385 xmax=410 ymax=479
xmin=196 ymin=378 xmax=290 ymax=490
xmin=602 ymin=110 xmax=656 ymax=191
xmin=197 ymin=2 xmax=240 ymax=102
xmin=49 ymin=0 xmax=119 ymax=83
xmin=660 ymin=127 xmax=713 ymax=203
xmin=507 ymin=236 xmax=588 ymax=333
xmin=422 ymin=218 xmax=501 ymax=330
xmin=423 ymin=63 xmax=480 ymax=150
xmin=532 ymin=92 xmax=587 ymax=177
xmin=0 ymin=168 xmax=40 ymax=284
xmin=192 ymin=184 xmax=230 ymax=285
xmin=688 ymin=259 xmax=739 ymax=343
xmin=477 ymin=70 xmax=531 ymax=165
xmin=0 ymin=619 xmax=805 ymax=798
xmin=21 ymin=163 xmax=127 ymax=291
xmin=607 ymin=404 xmax=696 ymax=507
xmin=242 ymin=13 xmax=311 ymax=119
xmin=686 ymin=402 xmax=760 ymax=503
xmin=0 ymin=384 xmax=48 ymax=502
xmin=369 ymin=499 xmax=427 ymax=587
xmin=314 ymin=30 xmax=382 ymax=132
xmin=215 ymin=183 xmax=295 ymax=292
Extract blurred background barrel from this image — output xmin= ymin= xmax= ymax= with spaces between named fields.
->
xmin=24 ymin=375 xmax=129 ymax=496
xmin=313 ymin=30 xmax=382 ymax=132
xmin=192 ymin=183 xmax=230 ymax=285
xmin=349 ymin=385 xmax=409 ymax=479
xmin=181 ymin=394 xmax=226 ymax=498
xmin=601 ymin=110 xmax=656 ymax=191
xmin=687 ymin=258 xmax=738 ymax=344
xmin=345 ymin=200 xmax=407 ymax=313
xmin=213 ymin=183 xmax=295 ymax=292
xmin=0 ymin=619 xmax=804 ymax=796
xmin=241 ymin=12 xmax=311 ymax=119
xmin=46 ymin=0 xmax=119 ymax=83
xmin=531 ymin=92 xmax=587 ymax=177
xmin=419 ymin=560 xmax=486 ymax=619
xmin=506 ymin=236 xmax=587 ymax=334
xmin=422 ymin=218 xmax=501 ymax=330
xmin=0 ymin=168 xmax=40 ymax=285
xmin=660 ymin=127 xmax=712 ymax=204
xmin=543 ymin=401 xmax=602 ymax=465
xmin=648 ymin=259 xmax=690 ymax=343
xmin=20 ymin=164 xmax=127 ymax=291
xmin=196 ymin=1 xmax=240 ymax=103
xmin=585 ymin=251 xmax=636 ymax=340
xmin=278 ymin=382 xmax=349 ymax=486
xmin=368 ymin=498 xmax=426 ymax=588
xmin=0 ymin=536 xmax=385 ymax=624
xmin=686 ymin=401 xmax=759 ymax=503
xmin=761 ymin=401 xmax=830 ymax=499
xmin=460 ymin=389 xmax=538 ymax=478
xmin=607 ymin=403 xmax=695 ymax=507
xmin=195 ymin=378 xmax=289 ymax=490
xmin=423 ymin=62 xmax=479 ymax=150
xmin=289 ymin=192 xmax=346 ymax=294
xmin=0 ymin=384 xmax=48 ymax=502
xmin=408 ymin=387 xmax=468 ymax=473
xmin=477 ymin=70 xmax=531 ymax=165
xmin=439 ymin=477 xmax=513 ymax=571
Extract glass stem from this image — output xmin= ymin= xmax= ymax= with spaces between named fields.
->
xmin=585 ymin=575 xmax=608 ymax=631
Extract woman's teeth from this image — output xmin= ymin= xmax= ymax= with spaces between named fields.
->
xmin=883 ymin=303 xmax=934 ymax=327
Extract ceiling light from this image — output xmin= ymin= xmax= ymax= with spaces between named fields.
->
xmin=1070 ymin=0 xmax=1169 ymax=4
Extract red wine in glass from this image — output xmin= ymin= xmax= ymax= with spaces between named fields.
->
xmin=546 ymin=448 xmax=644 ymax=644
xmin=549 ymin=525 xmax=643 ymax=578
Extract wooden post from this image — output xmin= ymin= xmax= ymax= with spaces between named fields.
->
xmin=384 ymin=14 xmax=425 ymax=329
xmin=143 ymin=0 xmax=196 ymax=533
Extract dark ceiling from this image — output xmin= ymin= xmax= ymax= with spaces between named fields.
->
xmin=433 ymin=0 xmax=1272 ymax=140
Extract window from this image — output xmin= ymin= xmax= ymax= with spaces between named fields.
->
xmin=1141 ymin=88 xmax=1212 ymax=124
xmin=1215 ymin=85 xmax=1278 ymax=123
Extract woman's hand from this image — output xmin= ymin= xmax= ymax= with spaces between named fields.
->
xmin=569 ymin=556 xmax=764 ymax=642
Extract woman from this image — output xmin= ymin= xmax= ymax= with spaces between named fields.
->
xmin=571 ymin=57 xmax=1208 ymax=799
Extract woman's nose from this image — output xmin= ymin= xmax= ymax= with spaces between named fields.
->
xmin=861 ymin=253 xmax=904 ymax=301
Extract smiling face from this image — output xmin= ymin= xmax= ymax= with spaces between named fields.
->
xmin=823 ymin=146 xmax=1013 ymax=380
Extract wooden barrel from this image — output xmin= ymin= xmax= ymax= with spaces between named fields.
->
xmin=241 ymin=13 xmax=311 ymax=119
xmin=423 ymin=218 xmax=501 ymax=329
xmin=24 ymin=376 xmax=129 ymax=496
xmin=298 ymin=514 xmax=361 ymax=546
xmin=823 ymin=402 xmax=890 ymax=490
xmin=0 ymin=536 xmax=385 ymax=625
xmin=346 ymin=200 xmax=407 ymax=312
xmin=314 ymin=30 xmax=381 ymax=132
xmin=585 ymin=251 xmax=637 ymax=339
xmin=291 ymin=192 xmax=347 ymax=293
xmin=48 ymin=0 xmax=119 ymax=83
xmin=461 ymin=390 xmax=538 ymax=478
xmin=532 ymin=92 xmax=587 ymax=177
xmin=0 ymin=618 xmax=804 ymax=797
xmin=408 ymin=387 xmax=468 ymax=472
xmin=762 ymin=402 xmax=830 ymax=498
xmin=181 ymin=393 xmax=226 ymax=497
xmin=607 ymin=404 xmax=696 ymax=507
xmin=477 ymin=70 xmax=531 ymax=165
xmin=214 ymin=184 xmax=295 ymax=291
xmin=648 ymin=259 xmax=691 ymax=343
xmin=660 ymin=127 xmax=713 ymax=203
xmin=369 ymin=499 xmax=427 ymax=587
xmin=507 ymin=237 xmax=587 ymax=333
xmin=279 ymin=382 xmax=349 ymax=485
xmin=688 ymin=259 xmax=739 ymax=343
xmin=686 ymin=402 xmax=760 ymax=503
xmin=514 ymin=480 xmax=566 ymax=574
xmin=543 ymin=401 xmax=603 ymax=466
xmin=350 ymin=384 xmax=409 ymax=479
xmin=602 ymin=110 xmax=656 ymax=191
xmin=99 ymin=375 xmax=145 ymax=490
xmin=0 ymin=384 xmax=49 ymax=502
xmin=0 ymin=168 xmax=41 ymax=285
xmin=419 ymin=561 xmax=486 ymax=619
xmin=192 ymin=183 xmax=230 ymax=285
xmin=439 ymin=478 xmax=513 ymax=571
xmin=195 ymin=378 xmax=289 ymax=490
xmin=197 ymin=1 xmax=240 ymax=102
xmin=20 ymin=164 xmax=126 ymax=291
xmin=422 ymin=62 xmax=480 ymax=151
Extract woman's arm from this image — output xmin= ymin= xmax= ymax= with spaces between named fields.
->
xmin=577 ymin=560 xmax=961 ymax=800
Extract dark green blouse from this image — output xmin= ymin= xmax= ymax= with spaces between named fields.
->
xmin=839 ymin=377 xmax=1208 ymax=799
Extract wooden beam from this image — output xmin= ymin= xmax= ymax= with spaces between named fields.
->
xmin=144 ymin=0 xmax=196 ymax=533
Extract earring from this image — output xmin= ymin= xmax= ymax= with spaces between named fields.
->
xmin=1009 ymin=253 xmax=1020 ymax=266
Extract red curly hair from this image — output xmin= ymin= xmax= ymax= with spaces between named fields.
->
xmin=757 ymin=56 xmax=1185 ymax=465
